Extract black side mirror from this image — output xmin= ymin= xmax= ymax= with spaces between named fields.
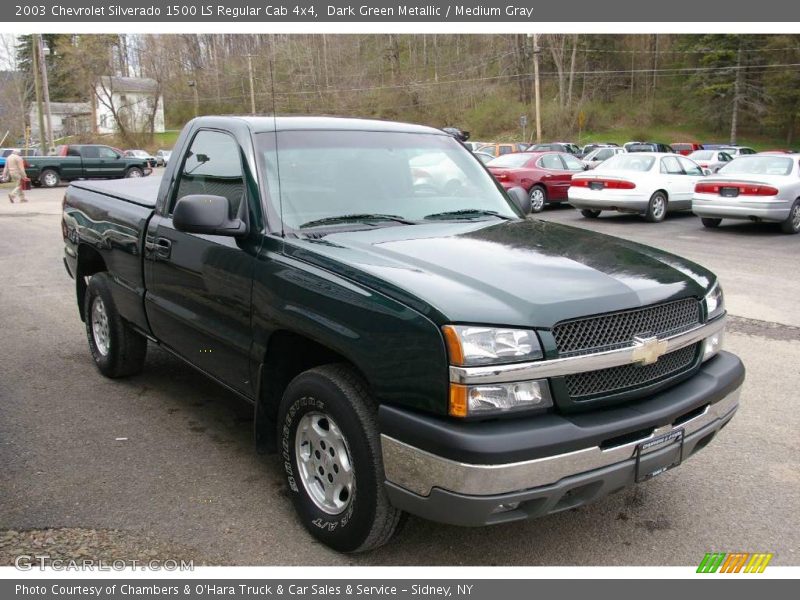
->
xmin=173 ymin=194 xmax=248 ymax=237
xmin=583 ymin=164 xmax=590 ymax=170
xmin=507 ymin=186 xmax=531 ymax=215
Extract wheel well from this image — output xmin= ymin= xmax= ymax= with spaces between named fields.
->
xmin=76 ymin=245 xmax=107 ymax=321
xmin=654 ymin=189 xmax=669 ymax=200
xmin=254 ymin=330 xmax=364 ymax=454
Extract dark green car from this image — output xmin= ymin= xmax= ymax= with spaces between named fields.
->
xmin=26 ymin=144 xmax=152 ymax=187
xmin=61 ymin=116 xmax=744 ymax=553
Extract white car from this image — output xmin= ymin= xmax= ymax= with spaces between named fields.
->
xmin=569 ymin=152 xmax=706 ymax=222
xmin=692 ymin=154 xmax=800 ymax=234
xmin=716 ymin=146 xmax=757 ymax=157
xmin=687 ymin=150 xmax=734 ymax=173
xmin=582 ymin=146 xmax=626 ymax=169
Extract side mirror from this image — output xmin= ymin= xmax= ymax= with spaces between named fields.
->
xmin=507 ymin=186 xmax=531 ymax=215
xmin=583 ymin=164 xmax=590 ymax=170
xmin=702 ymin=168 xmax=711 ymax=176
xmin=173 ymin=194 xmax=248 ymax=237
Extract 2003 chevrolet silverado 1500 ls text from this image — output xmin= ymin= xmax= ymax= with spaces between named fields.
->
xmin=62 ymin=116 xmax=744 ymax=553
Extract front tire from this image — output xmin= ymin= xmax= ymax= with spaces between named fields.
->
xmin=278 ymin=364 xmax=405 ymax=553
xmin=645 ymin=191 xmax=668 ymax=223
xmin=780 ymin=200 xmax=800 ymax=234
xmin=40 ymin=169 xmax=60 ymax=188
xmin=701 ymin=217 xmax=722 ymax=229
xmin=529 ymin=185 xmax=546 ymax=213
xmin=581 ymin=209 xmax=601 ymax=219
xmin=84 ymin=273 xmax=147 ymax=378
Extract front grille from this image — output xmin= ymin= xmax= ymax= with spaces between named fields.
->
xmin=565 ymin=343 xmax=698 ymax=400
xmin=552 ymin=297 xmax=700 ymax=357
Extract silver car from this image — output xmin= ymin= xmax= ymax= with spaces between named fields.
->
xmin=692 ymin=154 xmax=800 ymax=234
xmin=687 ymin=150 xmax=734 ymax=174
xmin=716 ymin=146 xmax=757 ymax=157
xmin=582 ymin=146 xmax=626 ymax=169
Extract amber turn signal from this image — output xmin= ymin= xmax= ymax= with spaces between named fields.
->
xmin=448 ymin=384 xmax=468 ymax=417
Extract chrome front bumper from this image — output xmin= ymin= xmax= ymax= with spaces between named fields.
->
xmin=382 ymin=384 xmax=740 ymax=498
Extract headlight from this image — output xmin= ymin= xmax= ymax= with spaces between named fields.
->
xmin=442 ymin=325 xmax=543 ymax=366
xmin=704 ymin=281 xmax=725 ymax=321
xmin=449 ymin=380 xmax=553 ymax=417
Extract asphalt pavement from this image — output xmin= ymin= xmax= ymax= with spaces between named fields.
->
xmin=1 ymin=187 xmax=798 ymax=566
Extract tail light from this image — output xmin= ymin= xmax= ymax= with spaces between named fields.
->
xmin=571 ymin=178 xmax=636 ymax=189
xmin=24 ymin=160 xmax=31 ymax=168
xmin=489 ymin=170 xmax=511 ymax=182
xmin=695 ymin=182 xmax=779 ymax=196
xmin=698 ymin=163 xmax=708 ymax=168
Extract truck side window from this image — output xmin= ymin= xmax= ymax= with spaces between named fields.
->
xmin=171 ymin=130 xmax=244 ymax=217
xmin=98 ymin=147 xmax=118 ymax=159
xmin=81 ymin=146 xmax=99 ymax=159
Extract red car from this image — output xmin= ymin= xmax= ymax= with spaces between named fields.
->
xmin=486 ymin=151 xmax=586 ymax=213
xmin=671 ymin=142 xmax=704 ymax=156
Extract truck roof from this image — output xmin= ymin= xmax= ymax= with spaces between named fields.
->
xmin=194 ymin=115 xmax=445 ymax=135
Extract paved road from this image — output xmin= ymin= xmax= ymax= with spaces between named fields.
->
xmin=1 ymin=187 xmax=798 ymax=566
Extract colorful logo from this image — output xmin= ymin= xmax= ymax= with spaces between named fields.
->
xmin=697 ymin=552 xmax=773 ymax=573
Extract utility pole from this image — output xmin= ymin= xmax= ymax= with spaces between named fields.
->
xmin=247 ymin=54 xmax=256 ymax=115
xmin=31 ymin=35 xmax=46 ymax=152
xmin=533 ymin=33 xmax=542 ymax=143
xmin=37 ymin=35 xmax=54 ymax=152
xmin=187 ymin=80 xmax=199 ymax=118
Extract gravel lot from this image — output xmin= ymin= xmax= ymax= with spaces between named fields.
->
xmin=1 ymin=186 xmax=798 ymax=566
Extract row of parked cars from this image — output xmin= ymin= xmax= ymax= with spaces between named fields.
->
xmin=478 ymin=146 xmax=800 ymax=234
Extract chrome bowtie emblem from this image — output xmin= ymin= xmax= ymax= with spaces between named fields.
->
xmin=631 ymin=335 xmax=668 ymax=365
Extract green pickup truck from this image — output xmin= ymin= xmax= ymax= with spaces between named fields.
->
xmin=26 ymin=144 xmax=152 ymax=188
xmin=61 ymin=116 xmax=743 ymax=553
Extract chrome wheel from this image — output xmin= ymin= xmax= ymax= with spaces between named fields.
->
xmin=651 ymin=195 xmax=666 ymax=220
xmin=42 ymin=171 xmax=58 ymax=187
xmin=126 ymin=169 xmax=143 ymax=178
xmin=295 ymin=411 xmax=355 ymax=515
xmin=529 ymin=187 xmax=545 ymax=212
xmin=91 ymin=296 xmax=110 ymax=356
xmin=792 ymin=203 xmax=800 ymax=230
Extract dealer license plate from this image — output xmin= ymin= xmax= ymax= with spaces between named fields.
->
xmin=634 ymin=428 xmax=684 ymax=483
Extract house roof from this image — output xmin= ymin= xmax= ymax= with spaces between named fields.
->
xmin=98 ymin=76 xmax=159 ymax=94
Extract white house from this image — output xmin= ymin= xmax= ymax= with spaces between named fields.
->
xmin=94 ymin=76 xmax=165 ymax=135
xmin=29 ymin=102 xmax=92 ymax=140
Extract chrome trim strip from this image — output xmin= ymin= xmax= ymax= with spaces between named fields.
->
xmin=449 ymin=316 xmax=726 ymax=385
xmin=382 ymin=385 xmax=739 ymax=497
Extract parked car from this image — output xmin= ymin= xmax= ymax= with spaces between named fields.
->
xmin=569 ymin=152 xmax=705 ymax=222
xmin=626 ymin=142 xmax=676 ymax=153
xmin=441 ymin=127 xmax=470 ymax=143
xmin=25 ymin=144 xmax=152 ymax=187
xmin=717 ymin=146 xmax=756 ymax=157
xmin=687 ymin=150 xmax=734 ymax=173
xmin=692 ymin=153 xmax=800 ymax=234
xmin=0 ymin=147 xmax=42 ymax=168
xmin=155 ymin=149 xmax=172 ymax=167
xmin=582 ymin=146 xmax=626 ymax=169
xmin=581 ymin=142 xmax=619 ymax=156
xmin=123 ymin=149 xmax=158 ymax=168
xmin=477 ymin=142 xmax=528 ymax=157
xmin=528 ymin=142 xmax=581 ymax=155
xmin=472 ymin=151 xmax=495 ymax=165
xmin=672 ymin=142 xmax=704 ymax=156
xmin=410 ymin=152 xmax=468 ymax=195
xmin=62 ymin=115 xmax=741 ymax=552
xmin=487 ymin=151 xmax=586 ymax=212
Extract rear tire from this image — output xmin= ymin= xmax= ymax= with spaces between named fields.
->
xmin=84 ymin=273 xmax=147 ymax=378
xmin=644 ymin=191 xmax=668 ymax=223
xmin=701 ymin=217 xmax=722 ymax=229
xmin=278 ymin=364 xmax=405 ymax=553
xmin=529 ymin=185 xmax=546 ymax=213
xmin=780 ymin=200 xmax=800 ymax=234
xmin=125 ymin=167 xmax=144 ymax=178
xmin=40 ymin=169 xmax=60 ymax=188
xmin=581 ymin=209 xmax=601 ymax=219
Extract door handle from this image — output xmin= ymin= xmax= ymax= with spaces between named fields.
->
xmin=155 ymin=237 xmax=172 ymax=258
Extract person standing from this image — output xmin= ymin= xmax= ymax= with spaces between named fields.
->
xmin=2 ymin=149 xmax=28 ymax=203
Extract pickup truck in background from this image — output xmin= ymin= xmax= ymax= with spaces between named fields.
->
xmin=27 ymin=144 xmax=151 ymax=188
xmin=62 ymin=116 xmax=744 ymax=553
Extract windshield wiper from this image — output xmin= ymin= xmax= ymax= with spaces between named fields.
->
xmin=423 ymin=209 xmax=514 ymax=221
xmin=299 ymin=213 xmax=416 ymax=229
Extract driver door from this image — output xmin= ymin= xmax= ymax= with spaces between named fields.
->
xmin=143 ymin=129 xmax=259 ymax=395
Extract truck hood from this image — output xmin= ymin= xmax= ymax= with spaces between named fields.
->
xmin=283 ymin=219 xmax=714 ymax=327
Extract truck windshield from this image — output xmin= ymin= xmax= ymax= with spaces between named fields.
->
xmin=256 ymin=130 xmax=517 ymax=232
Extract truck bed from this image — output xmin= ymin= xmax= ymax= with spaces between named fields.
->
xmin=69 ymin=175 xmax=161 ymax=208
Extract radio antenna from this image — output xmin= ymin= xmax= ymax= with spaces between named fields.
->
xmin=269 ymin=50 xmax=284 ymax=237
